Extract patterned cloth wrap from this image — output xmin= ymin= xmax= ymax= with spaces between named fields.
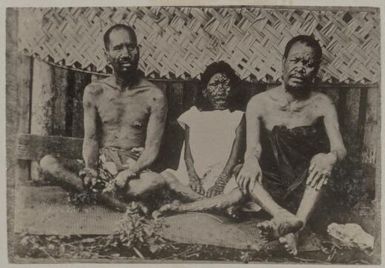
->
xmin=79 ymin=146 xmax=144 ymax=192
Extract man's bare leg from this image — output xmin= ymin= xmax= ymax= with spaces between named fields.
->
xmin=161 ymin=171 xmax=204 ymax=201
xmin=247 ymin=181 xmax=303 ymax=239
xmin=40 ymin=154 xmax=127 ymax=212
xmin=278 ymin=186 xmax=323 ymax=255
xmin=156 ymin=188 xmax=244 ymax=216
xmin=126 ymin=171 xmax=203 ymax=201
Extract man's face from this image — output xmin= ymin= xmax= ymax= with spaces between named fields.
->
xmin=282 ymin=42 xmax=320 ymax=97
xmin=203 ymin=72 xmax=231 ymax=110
xmin=105 ymin=28 xmax=139 ymax=75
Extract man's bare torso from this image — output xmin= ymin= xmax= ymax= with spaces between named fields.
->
xmin=85 ymin=76 xmax=161 ymax=150
xmin=253 ymin=85 xmax=330 ymax=131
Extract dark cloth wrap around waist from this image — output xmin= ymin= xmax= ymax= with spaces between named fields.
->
xmin=259 ymin=117 xmax=329 ymax=208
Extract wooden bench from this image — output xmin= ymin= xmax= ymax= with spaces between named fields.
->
xmin=16 ymin=133 xmax=83 ymax=161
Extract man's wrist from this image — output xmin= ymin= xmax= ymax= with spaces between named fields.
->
xmin=129 ymin=162 xmax=140 ymax=174
xmin=244 ymin=154 xmax=259 ymax=164
xmin=82 ymin=167 xmax=98 ymax=178
xmin=327 ymin=151 xmax=338 ymax=164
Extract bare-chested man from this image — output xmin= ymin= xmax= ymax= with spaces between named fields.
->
xmin=40 ymin=24 xmax=168 ymax=208
xmin=236 ymin=35 xmax=347 ymax=254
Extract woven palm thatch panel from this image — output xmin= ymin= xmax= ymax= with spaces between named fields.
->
xmin=18 ymin=7 xmax=379 ymax=83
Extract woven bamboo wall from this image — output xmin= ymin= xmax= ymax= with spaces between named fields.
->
xmin=18 ymin=7 xmax=379 ymax=83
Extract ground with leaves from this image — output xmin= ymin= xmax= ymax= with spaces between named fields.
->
xmin=14 ymin=199 xmax=378 ymax=264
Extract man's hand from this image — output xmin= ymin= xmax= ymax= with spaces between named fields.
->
xmin=83 ymin=174 xmax=96 ymax=188
xmin=236 ymin=160 xmax=262 ymax=194
xmin=188 ymin=173 xmax=205 ymax=195
xmin=114 ymin=168 xmax=137 ymax=188
xmin=307 ymin=152 xmax=337 ymax=190
xmin=80 ymin=168 xmax=98 ymax=189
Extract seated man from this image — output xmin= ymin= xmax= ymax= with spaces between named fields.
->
xmin=40 ymin=24 xmax=168 ymax=209
xmin=236 ymin=35 xmax=347 ymax=254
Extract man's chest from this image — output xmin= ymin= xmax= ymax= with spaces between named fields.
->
xmin=96 ymin=92 xmax=150 ymax=124
xmin=262 ymin=102 xmax=321 ymax=130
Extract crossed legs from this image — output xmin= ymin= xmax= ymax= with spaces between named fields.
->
xmin=39 ymin=155 xmax=205 ymax=210
xmin=247 ymin=180 xmax=323 ymax=255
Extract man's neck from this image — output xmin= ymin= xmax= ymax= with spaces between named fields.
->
xmin=114 ymin=71 xmax=139 ymax=90
xmin=283 ymin=85 xmax=310 ymax=102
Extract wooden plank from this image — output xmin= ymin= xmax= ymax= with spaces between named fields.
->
xmin=361 ymin=86 xmax=379 ymax=199
xmin=30 ymin=59 xmax=55 ymax=135
xmin=182 ymin=81 xmax=198 ymax=110
xmin=167 ymin=81 xmax=184 ymax=120
xmin=71 ymin=71 xmax=91 ymax=138
xmin=52 ymin=65 xmax=69 ymax=135
xmin=344 ymin=87 xmax=362 ymax=152
xmin=30 ymin=59 xmax=55 ymax=181
xmin=6 ymin=7 xmax=19 ymax=261
xmin=361 ymin=87 xmax=377 ymax=165
xmin=15 ymin=55 xmax=33 ymax=184
xmin=16 ymin=134 xmax=83 ymax=161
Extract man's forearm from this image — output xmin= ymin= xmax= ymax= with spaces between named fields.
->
xmin=82 ymin=138 xmax=99 ymax=171
xmin=244 ymin=145 xmax=262 ymax=163
xmin=130 ymin=147 xmax=158 ymax=173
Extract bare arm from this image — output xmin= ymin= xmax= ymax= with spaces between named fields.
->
xmin=130 ymin=90 xmax=167 ymax=173
xmin=206 ymin=116 xmax=246 ymax=197
xmin=236 ymin=97 xmax=264 ymax=193
xmin=82 ymin=85 xmax=99 ymax=173
xmin=244 ymin=97 xmax=263 ymax=163
xmin=307 ymin=95 xmax=347 ymax=190
xmin=184 ymin=125 xmax=205 ymax=195
xmin=221 ymin=115 xmax=246 ymax=178
xmin=323 ymin=97 xmax=347 ymax=161
xmin=184 ymin=126 xmax=198 ymax=178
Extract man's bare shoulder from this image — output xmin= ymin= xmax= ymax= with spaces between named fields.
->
xmin=310 ymin=91 xmax=335 ymax=107
xmin=139 ymin=78 xmax=166 ymax=105
xmin=248 ymin=86 xmax=278 ymax=108
xmin=83 ymin=77 xmax=111 ymax=97
xmin=310 ymin=91 xmax=336 ymax=115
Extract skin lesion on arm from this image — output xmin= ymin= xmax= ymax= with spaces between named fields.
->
xmin=132 ymin=89 xmax=168 ymax=173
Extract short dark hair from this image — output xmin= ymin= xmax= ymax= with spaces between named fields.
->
xmin=103 ymin=24 xmax=137 ymax=50
xmin=196 ymin=61 xmax=244 ymax=111
xmin=284 ymin=35 xmax=322 ymax=63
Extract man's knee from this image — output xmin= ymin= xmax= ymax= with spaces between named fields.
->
xmin=126 ymin=171 xmax=164 ymax=197
xmin=40 ymin=154 xmax=61 ymax=174
xmin=160 ymin=171 xmax=179 ymax=188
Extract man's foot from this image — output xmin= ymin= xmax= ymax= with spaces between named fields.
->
xmin=279 ymin=232 xmax=298 ymax=255
xmin=257 ymin=212 xmax=303 ymax=239
xmin=152 ymin=200 xmax=181 ymax=219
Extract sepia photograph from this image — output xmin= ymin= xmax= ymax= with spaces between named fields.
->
xmin=5 ymin=2 xmax=381 ymax=264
